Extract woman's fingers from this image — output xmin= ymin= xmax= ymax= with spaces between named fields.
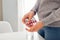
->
xmin=25 ymin=26 xmax=36 ymax=32
xmin=26 ymin=27 xmax=34 ymax=32
xmin=22 ymin=15 xmax=28 ymax=24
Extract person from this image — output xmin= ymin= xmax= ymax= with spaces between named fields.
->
xmin=22 ymin=0 xmax=60 ymax=40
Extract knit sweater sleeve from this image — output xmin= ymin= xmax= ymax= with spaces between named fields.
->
xmin=41 ymin=8 xmax=60 ymax=26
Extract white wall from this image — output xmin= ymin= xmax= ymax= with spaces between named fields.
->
xmin=18 ymin=0 xmax=25 ymax=31
xmin=2 ymin=0 xmax=18 ymax=32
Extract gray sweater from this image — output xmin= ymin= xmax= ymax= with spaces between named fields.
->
xmin=31 ymin=0 xmax=60 ymax=27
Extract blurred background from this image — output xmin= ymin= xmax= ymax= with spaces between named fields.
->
xmin=0 ymin=0 xmax=38 ymax=32
xmin=0 ymin=0 xmax=44 ymax=40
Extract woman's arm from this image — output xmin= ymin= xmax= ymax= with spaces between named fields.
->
xmin=41 ymin=8 xmax=60 ymax=26
xmin=31 ymin=0 xmax=40 ymax=15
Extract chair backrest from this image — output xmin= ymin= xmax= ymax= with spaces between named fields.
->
xmin=0 ymin=21 xmax=13 ymax=33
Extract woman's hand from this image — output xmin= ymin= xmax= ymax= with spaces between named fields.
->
xmin=22 ymin=11 xmax=35 ymax=24
xmin=26 ymin=21 xmax=44 ymax=32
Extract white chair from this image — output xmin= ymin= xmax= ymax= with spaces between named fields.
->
xmin=0 ymin=21 xmax=13 ymax=33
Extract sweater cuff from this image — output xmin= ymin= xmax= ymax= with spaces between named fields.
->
xmin=31 ymin=10 xmax=36 ymax=15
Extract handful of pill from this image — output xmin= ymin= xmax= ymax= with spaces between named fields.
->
xmin=25 ymin=17 xmax=37 ymax=27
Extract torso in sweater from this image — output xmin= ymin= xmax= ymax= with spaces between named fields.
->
xmin=34 ymin=0 xmax=60 ymax=27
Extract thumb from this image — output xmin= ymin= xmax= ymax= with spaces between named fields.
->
xmin=28 ymin=16 xmax=33 ymax=21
